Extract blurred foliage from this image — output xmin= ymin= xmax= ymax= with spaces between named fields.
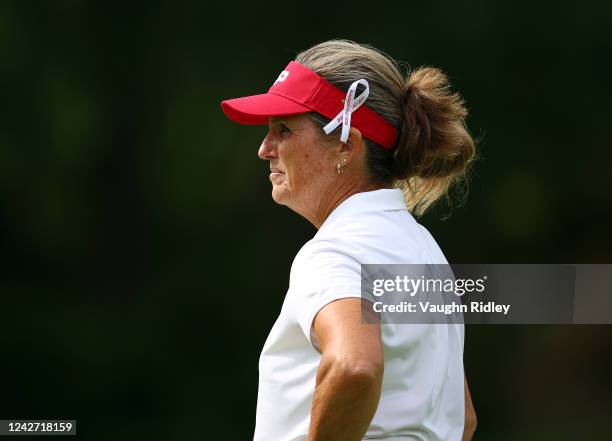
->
xmin=0 ymin=1 xmax=611 ymax=440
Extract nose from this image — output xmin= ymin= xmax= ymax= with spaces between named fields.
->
xmin=258 ymin=131 xmax=278 ymax=160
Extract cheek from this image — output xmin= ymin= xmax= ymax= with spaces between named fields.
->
xmin=279 ymin=131 xmax=330 ymax=189
xmin=293 ymin=150 xmax=319 ymax=182
xmin=304 ymin=144 xmax=333 ymax=177
xmin=297 ymin=156 xmax=330 ymax=193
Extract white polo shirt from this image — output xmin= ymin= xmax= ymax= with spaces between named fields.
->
xmin=254 ymin=188 xmax=465 ymax=441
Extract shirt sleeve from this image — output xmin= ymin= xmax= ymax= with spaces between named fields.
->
xmin=288 ymin=239 xmax=371 ymax=348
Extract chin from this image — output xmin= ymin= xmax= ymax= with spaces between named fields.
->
xmin=271 ymin=186 xmax=291 ymax=206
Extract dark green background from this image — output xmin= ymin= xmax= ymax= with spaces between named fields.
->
xmin=1 ymin=1 xmax=611 ymax=440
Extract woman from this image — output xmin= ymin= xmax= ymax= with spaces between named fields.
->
xmin=221 ymin=40 xmax=477 ymax=441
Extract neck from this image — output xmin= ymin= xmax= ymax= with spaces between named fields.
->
xmin=305 ymin=175 xmax=390 ymax=229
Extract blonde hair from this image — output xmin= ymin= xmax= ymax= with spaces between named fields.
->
xmin=296 ymin=40 xmax=475 ymax=216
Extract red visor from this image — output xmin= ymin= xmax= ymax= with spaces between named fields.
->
xmin=221 ymin=61 xmax=398 ymax=150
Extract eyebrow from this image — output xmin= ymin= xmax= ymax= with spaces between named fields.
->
xmin=269 ymin=116 xmax=303 ymax=130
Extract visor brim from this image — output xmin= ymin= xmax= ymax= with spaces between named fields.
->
xmin=221 ymin=93 xmax=312 ymax=125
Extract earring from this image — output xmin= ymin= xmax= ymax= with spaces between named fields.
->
xmin=337 ymin=158 xmax=347 ymax=175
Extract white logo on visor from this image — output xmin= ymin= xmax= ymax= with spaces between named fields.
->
xmin=274 ymin=70 xmax=289 ymax=84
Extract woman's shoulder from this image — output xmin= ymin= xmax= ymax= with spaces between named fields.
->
xmin=295 ymin=211 xmax=448 ymax=269
xmin=293 ymin=234 xmax=358 ymax=268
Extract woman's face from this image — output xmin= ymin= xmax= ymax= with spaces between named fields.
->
xmin=258 ymin=114 xmax=337 ymax=214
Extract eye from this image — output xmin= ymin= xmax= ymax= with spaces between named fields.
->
xmin=278 ymin=123 xmax=292 ymax=135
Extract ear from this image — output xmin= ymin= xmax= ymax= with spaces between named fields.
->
xmin=338 ymin=127 xmax=365 ymax=162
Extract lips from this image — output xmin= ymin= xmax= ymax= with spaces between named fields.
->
xmin=270 ymin=167 xmax=285 ymax=174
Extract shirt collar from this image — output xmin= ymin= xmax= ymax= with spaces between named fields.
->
xmin=319 ymin=188 xmax=407 ymax=231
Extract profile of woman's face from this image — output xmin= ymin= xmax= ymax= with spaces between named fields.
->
xmin=258 ymin=114 xmax=335 ymax=211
